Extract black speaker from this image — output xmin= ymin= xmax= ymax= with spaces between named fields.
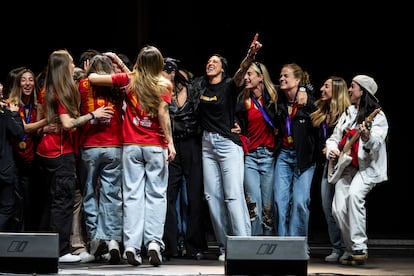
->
xmin=225 ymin=236 xmax=308 ymax=276
xmin=0 ymin=232 xmax=59 ymax=274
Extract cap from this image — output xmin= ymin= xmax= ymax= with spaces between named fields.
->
xmin=163 ymin=57 xmax=180 ymax=74
xmin=353 ymin=75 xmax=378 ymax=102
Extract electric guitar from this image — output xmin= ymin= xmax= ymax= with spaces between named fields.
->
xmin=327 ymin=107 xmax=381 ymax=184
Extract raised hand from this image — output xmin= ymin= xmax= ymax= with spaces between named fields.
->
xmin=247 ymin=33 xmax=262 ymax=57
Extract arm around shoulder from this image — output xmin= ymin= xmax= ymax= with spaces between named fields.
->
xmin=88 ymin=73 xmax=114 ymax=86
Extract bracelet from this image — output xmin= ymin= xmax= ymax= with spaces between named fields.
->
xmin=89 ymin=112 xmax=95 ymax=120
xmin=247 ymin=49 xmax=256 ymax=59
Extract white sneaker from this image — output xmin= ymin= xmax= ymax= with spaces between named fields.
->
xmin=148 ymin=241 xmax=162 ymax=266
xmin=79 ymin=251 xmax=95 ymax=263
xmin=107 ymin=240 xmax=121 ymax=264
xmin=99 ymin=253 xmax=111 ymax=262
xmin=59 ymin=253 xmax=81 ymax=263
xmin=125 ymin=247 xmax=142 ymax=266
xmin=325 ymin=251 xmax=340 ymax=262
xmin=339 ymin=251 xmax=352 ymax=262
xmin=218 ymin=253 xmax=225 ymax=262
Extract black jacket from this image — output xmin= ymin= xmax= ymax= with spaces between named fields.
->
xmin=276 ymin=87 xmax=319 ymax=173
xmin=0 ymin=106 xmax=24 ymax=183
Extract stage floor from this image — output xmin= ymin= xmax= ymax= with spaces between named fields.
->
xmin=2 ymin=241 xmax=414 ymax=275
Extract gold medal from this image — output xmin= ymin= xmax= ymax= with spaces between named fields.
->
xmin=287 ymin=136 xmax=293 ymax=144
xmin=19 ymin=141 xmax=27 ymax=149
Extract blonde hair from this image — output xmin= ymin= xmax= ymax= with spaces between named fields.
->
xmin=281 ymin=63 xmax=311 ymax=87
xmin=241 ymin=62 xmax=278 ymax=110
xmin=311 ymin=76 xmax=351 ymax=127
xmin=128 ymin=46 xmax=172 ymax=117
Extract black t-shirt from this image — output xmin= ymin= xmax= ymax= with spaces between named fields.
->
xmin=196 ymin=77 xmax=242 ymax=146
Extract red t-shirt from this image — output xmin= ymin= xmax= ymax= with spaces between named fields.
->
xmin=339 ymin=128 xmax=359 ymax=168
xmin=77 ymin=79 xmax=123 ymax=147
xmin=246 ymin=98 xmax=275 ymax=152
xmin=112 ymin=73 xmax=172 ymax=148
xmin=36 ymin=90 xmax=74 ymax=158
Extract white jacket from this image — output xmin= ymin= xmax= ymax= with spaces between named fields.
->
xmin=326 ymin=105 xmax=388 ymax=184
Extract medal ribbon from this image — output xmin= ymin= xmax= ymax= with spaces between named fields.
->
xmin=285 ymin=91 xmax=298 ymax=139
xmin=322 ymin=121 xmax=328 ymax=140
xmin=251 ymin=96 xmax=275 ymax=129
xmin=21 ymin=103 xmax=32 ymax=142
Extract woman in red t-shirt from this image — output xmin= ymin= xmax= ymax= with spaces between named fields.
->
xmin=88 ymin=46 xmax=176 ymax=267
xmin=36 ymin=49 xmax=113 ymax=263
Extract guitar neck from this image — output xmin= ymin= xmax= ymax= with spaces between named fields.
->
xmin=342 ymin=130 xmax=361 ymax=153
xmin=341 ymin=108 xmax=381 ymax=153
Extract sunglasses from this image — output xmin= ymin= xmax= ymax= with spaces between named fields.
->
xmin=254 ymin=62 xmax=263 ymax=74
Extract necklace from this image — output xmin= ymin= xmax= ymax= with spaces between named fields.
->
xmin=174 ymin=86 xmax=187 ymax=108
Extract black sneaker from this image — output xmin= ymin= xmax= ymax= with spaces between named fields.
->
xmin=124 ymin=247 xmax=142 ymax=266
xmin=108 ymin=240 xmax=121 ymax=264
xmin=352 ymin=250 xmax=368 ymax=265
xmin=193 ymin=252 xmax=204 ymax=261
xmin=340 ymin=254 xmax=355 ymax=265
xmin=90 ymin=238 xmax=107 ymax=257
xmin=148 ymin=241 xmax=162 ymax=266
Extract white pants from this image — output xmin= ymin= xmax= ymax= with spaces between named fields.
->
xmin=332 ymin=166 xmax=375 ymax=252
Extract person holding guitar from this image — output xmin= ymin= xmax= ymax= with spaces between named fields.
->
xmin=325 ymin=74 xmax=388 ymax=265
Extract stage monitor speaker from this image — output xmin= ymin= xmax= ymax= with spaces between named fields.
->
xmin=225 ymin=236 xmax=308 ymax=276
xmin=0 ymin=232 xmax=59 ymax=274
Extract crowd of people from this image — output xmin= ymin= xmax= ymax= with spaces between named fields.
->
xmin=0 ymin=34 xmax=389 ymax=268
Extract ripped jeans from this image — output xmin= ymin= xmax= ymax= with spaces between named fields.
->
xmin=244 ymin=147 xmax=276 ymax=235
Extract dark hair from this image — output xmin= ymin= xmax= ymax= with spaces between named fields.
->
xmin=163 ymin=57 xmax=180 ymax=74
xmin=86 ymin=55 xmax=115 ymax=76
xmin=78 ymin=49 xmax=101 ymax=68
xmin=3 ymin=66 xmax=26 ymax=99
xmin=118 ymin=53 xmax=133 ymax=70
xmin=212 ymin=54 xmax=229 ymax=79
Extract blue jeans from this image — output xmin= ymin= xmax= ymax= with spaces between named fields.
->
xmin=320 ymin=160 xmax=344 ymax=254
xmin=122 ymin=145 xmax=168 ymax=252
xmin=244 ymin=147 xmax=276 ymax=235
xmin=80 ymin=147 xmax=123 ymax=242
xmin=202 ymin=131 xmax=251 ymax=250
xmin=274 ymin=148 xmax=315 ymax=236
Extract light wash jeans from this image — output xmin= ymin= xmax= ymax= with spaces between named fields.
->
xmin=244 ymin=147 xmax=276 ymax=235
xmin=274 ymin=147 xmax=315 ymax=236
xmin=122 ymin=145 xmax=168 ymax=252
xmin=320 ymin=160 xmax=344 ymax=254
xmin=202 ymin=131 xmax=251 ymax=251
xmin=80 ymin=147 xmax=123 ymax=242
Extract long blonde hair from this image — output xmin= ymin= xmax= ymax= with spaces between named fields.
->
xmin=241 ymin=62 xmax=278 ymax=106
xmin=311 ymin=76 xmax=351 ymax=127
xmin=128 ymin=46 xmax=172 ymax=117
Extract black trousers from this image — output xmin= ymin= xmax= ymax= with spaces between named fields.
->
xmin=163 ymin=135 xmax=208 ymax=257
xmin=0 ymin=177 xmax=17 ymax=231
xmin=38 ymin=153 xmax=76 ymax=257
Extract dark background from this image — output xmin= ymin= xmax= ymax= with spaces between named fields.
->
xmin=1 ymin=1 xmax=411 ymax=241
